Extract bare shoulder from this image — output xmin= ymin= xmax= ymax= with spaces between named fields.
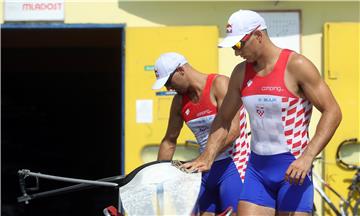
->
xmin=287 ymin=52 xmax=321 ymax=84
xmin=287 ymin=52 xmax=311 ymax=69
xmin=211 ymin=74 xmax=230 ymax=102
xmin=213 ymin=74 xmax=230 ymax=88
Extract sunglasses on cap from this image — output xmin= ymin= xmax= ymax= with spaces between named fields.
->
xmin=232 ymin=25 xmax=260 ymax=50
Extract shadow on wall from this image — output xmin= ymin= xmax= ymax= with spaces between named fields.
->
xmin=116 ymin=1 xmax=359 ymax=37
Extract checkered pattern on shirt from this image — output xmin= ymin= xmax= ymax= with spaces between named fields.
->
xmin=281 ymin=97 xmax=312 ymax=158
xmin=228 ymin=106 xmax=250 ymax=182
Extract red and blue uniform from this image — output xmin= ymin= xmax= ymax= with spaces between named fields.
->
xmin=182 ymin=74 xmax=250 ymax=213
xmin=240 ymin=49 xmax=314 ymax=212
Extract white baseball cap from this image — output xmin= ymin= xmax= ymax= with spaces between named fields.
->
xmin=218 ymin=10 xmax=267 ymax=48
xmin=152 ymin=52 xmax=187 ymax=90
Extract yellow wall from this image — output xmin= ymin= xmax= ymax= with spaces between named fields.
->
xmin=124 ymin=26 xmax=218 ymax=173
xmin=324 ymin=22 xmax=360 ymax=215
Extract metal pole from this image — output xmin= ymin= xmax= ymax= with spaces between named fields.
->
xmin=17 ymin=169 xmax=124 ymax=204
xmin=18 ymin=169 xmax=118 ymax=187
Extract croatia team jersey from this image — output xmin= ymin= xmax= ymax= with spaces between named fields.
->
xmin=241 ymin=49 xmax=313 ymax=158
xmin=181 ymin=74 xmax=250 ymax=180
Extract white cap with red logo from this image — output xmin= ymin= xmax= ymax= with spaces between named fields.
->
xmin=218 ymin=10 xmax=267 ymax=48
xmin=152 ymin=52 xmax=187 ymax=90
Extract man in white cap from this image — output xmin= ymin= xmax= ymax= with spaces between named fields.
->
xmin=152 ymin=52 xmax=250 ymax=215
xmin=182 ymin=10 xmax=342 ymax=216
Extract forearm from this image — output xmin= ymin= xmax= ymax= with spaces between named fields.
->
xmin=302 ymin=107 xmax=342 ymax=160
xmin=157 ymin=140 xmax=176 ymax=160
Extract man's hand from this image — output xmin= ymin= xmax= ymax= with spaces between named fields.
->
xmin=285 ymin=155 xmax=313 ymax=185
xmin=180 ymin=155 xmax=214 ymax=173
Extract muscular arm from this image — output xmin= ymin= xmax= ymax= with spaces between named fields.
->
xmin=285 ymin=54 xmax=342 ymax=184
xmin=290 ymin=54 xmax=342 ymax=160
xmin=212 ymin=75 xmax=241 ymax=153
xmin=157 ymin=95 xmax=184 ymax=160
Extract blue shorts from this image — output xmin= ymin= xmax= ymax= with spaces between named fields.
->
xmin=240 ymin=151 xmax=313 ymax=213
xmin=198 ymin=157 xmax=243 ymax=213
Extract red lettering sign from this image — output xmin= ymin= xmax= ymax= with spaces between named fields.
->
xmin=22 ymin=2 xmax=62 ymax=11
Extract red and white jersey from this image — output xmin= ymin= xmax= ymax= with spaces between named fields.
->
xmin=241 ymin=49 xmax=313 ymax=158
xmin=182 ymin=74 xmax=227 ymax=161
xmin=182 ymin=74 xmax=250 ymax=180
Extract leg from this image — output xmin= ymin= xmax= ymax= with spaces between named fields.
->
xmin=218 ymin=158 xmax=244 ymax=215
xmin=236 ymin=153 xmax=279 ymax=216
xmin=198 ymin=166 xmax=217 ymax=215
xmin=198 ymin=187 xmax=217 ymax=215
xmin=238 ymin=201 xmax=275 ymax=216
xmin=276 ymin=171 xmax=314 ymax=214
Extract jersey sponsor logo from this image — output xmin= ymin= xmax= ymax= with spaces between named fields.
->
xmin=256 ymin=104 xmax=265 ymax=118
xmin=258 ymin=97 xmax=276 ymax=103
xmin=261 ymin=86 xmax=284 ymax=92
xmin=185 ymin=108 xmax=190 ymax=116
xmin=196 ymin=109 xmax=212 ymax=117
